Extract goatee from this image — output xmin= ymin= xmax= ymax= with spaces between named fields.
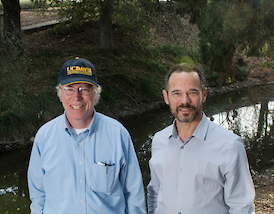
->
xmin=170 ymin=104 xmax=200 ymax=123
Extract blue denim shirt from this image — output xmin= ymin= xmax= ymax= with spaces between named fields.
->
xmin=28 ymin=111 xmax=146 ymax=214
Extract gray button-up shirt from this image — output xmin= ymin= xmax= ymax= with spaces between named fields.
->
xmin=147 ymin=113 xmax=255 ymax=214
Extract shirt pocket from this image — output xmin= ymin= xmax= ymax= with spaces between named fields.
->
xmin=89 ymin=162 xmax=117 ymax=194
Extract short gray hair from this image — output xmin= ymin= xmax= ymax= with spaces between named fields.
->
xmin=56 ymin=84 xmax=102 ymax=105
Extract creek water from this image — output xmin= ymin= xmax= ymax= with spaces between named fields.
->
xmin=1 ymin=83 xmax=274 ymax=213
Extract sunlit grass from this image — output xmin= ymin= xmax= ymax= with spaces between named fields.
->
xmin=0 ymin=0 xmax=35 ymax=9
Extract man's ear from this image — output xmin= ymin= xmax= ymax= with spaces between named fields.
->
xmin=163 ymin=90 xmax=169 ymax=105
xmin=202 ymin=87 xmax=208 ymax=103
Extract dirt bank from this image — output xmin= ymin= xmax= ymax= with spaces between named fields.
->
xmin=19 ymin=9 xmax=274 ymax=213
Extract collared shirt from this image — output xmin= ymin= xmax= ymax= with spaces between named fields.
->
xmin=28 ymin=111 xmax=146 ymax=214
xmin=147 ymin=114 xmax=255 ymax=214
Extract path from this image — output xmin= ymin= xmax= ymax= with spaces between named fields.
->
xmin=21 ymin=8 xmax=59 ymax=31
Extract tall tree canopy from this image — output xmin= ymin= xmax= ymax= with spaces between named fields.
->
xmin=32 ymin=0 xmax=155 ymax=52
xmin=175 ymin=0 xmax=274 ymax=82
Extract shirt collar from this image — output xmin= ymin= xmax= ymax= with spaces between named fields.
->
xmin=63 ymin=109 xmax=98 ymax=137
xmin=170 ymin=120 xmax=178 ymax=139
xmin=169 ymin=113 xmax=209 ymax=141
xmin=192 ymin=113 xmax=209 ymax=141
xmin=87 ymin=109 xmax=97 ymax=137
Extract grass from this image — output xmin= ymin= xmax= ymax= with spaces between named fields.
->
xmin=0 ymin=8 xmax=200 ymax=141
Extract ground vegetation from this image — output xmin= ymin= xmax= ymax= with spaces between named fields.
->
xmin=0 ymin=0 xmax=274 ymax=147
xmin=0 ymin=1 xmax=274 ymax=212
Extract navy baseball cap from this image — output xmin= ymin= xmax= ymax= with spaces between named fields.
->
xmin=58 ymin=57 xmax=98 ymax=87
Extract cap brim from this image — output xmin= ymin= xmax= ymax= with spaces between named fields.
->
xmin=59 ymin=77 xmax=98 ymax=87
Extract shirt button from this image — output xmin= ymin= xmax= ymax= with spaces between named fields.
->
xmin=179 ymin=168 xmax=182 ymax=171
xmin=178 ymin=190 xmax=181 ymax=194
xmin=79 ymin=142 xmax=82 ymax=146
xmin=80 ymin=199 xmax=83 ymax=203
xmin=80 ymin=180 xmax=83 ymax=183
xmin=79 ymin=161 xmax=82 ymax=165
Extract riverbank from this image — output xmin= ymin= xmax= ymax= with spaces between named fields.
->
xmin=5 ymin=9 xmax=274 ymax=213
xmin=115 ymin=65 xmax=274 ymax=119
xmin=253 ymin=166 xmax=274 ymax=213
xmin=207 ymin=63 xmax=274 ymax=213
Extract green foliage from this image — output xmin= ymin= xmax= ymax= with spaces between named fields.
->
xmin=96 ymin=73 xmax=136 ymax=113
xmin=235 ymin=66 xmax=249 ymax=82
xmin=0 ymin=33 xmax=63 ymax=141
xmin=31 ymin=0 xmax=155 ymax=49
xmin=31 ymin=0 xmax=48 ymax=9
xmin=175 ymin=0 xmax=207 ymax=23
xmin=156 ymin=44 xmax=188 ymax=62
xmin=114 ymin=1 xmax=154 ymax=48
xmin=175 ymin=0 xmax=274 ymax=83
xmin=7 ymin=0 xmax=274 ymax=142
xmin=198 ymin=1 xmax=236 ymax=81
xmin=56 ymin=0 xmax=99 ymax=30
xmin=140 ymin=76 xmax=158 ymax=98
xmin=0 ymin=38 xmax=32 ymax=140
xmin=204 ymin=71 xmax=221 ymax=87
xmin=178 ymin=55 xmax=194 ymax=64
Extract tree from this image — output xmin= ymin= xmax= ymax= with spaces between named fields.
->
xmin=100 ymin=0 xmax=115 ymax=51
xmin=174 ymin=0 xmax=274 ymax=83
xmin=1 ymin=0 xmax=22 ymax=51
xmin=32 ymin=0 xmax=156 ymax=52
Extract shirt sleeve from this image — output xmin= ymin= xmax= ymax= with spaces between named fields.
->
xmin=147 ymin=162 xmax=159 ymax=214
xmin=146 ymin=137 xmax=160 ymax=214
xmin=27 ymin=133 xmax=45 ymax=214
xmin=119 ymin=131 xmax=147 ymax=214
xmin=224 ymin=138 xmax=255 ymax=214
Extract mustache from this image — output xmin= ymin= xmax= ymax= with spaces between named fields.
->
xmin=176 ymin=104 xmax=195 ymax=111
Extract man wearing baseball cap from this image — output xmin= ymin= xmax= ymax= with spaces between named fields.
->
xmin=28 ymin=57 xmax=146 ymax=214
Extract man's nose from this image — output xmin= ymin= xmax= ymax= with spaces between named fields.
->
xmin=72 ymin=89 xmax=82 ymax=99
xmin=180 ymin=93 xmax=191 ymax=104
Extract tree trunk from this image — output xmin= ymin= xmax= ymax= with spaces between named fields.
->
xmin=99 ymin=0 xmax=114 ymax=52
xmin=1 ymin=0 xmax=22 ymax=50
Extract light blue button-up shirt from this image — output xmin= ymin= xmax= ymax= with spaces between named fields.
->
xmin=28 ymin=111 xmax=146 ymax=214
xmin=147 ymin=113 xmax=255 ymax=214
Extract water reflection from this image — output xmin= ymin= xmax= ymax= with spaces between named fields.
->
xmin=209 ymin=101 xmax=274 ymax=173
xmin=122 ymin=83 xmax=274 ymax=187
xmin=1 ymin=83 xmax=274 ymax=213
xmin=0 ymin=147 xmax=31 ymax=213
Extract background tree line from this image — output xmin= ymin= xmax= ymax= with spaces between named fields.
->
xmin=1 ymin=0 xmax=274 ymax=142
xmin=2 ymin=0 xmax=274 ymax=81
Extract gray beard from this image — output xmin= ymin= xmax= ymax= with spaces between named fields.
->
xmin=170 ymin=105 xmax=201 ymax=123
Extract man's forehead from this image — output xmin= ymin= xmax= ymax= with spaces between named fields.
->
xmin=168 ymin=71 xmax=201 ymax=90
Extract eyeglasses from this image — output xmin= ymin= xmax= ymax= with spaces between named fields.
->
xmin=61 ymin=86 xmax=93 ymax=96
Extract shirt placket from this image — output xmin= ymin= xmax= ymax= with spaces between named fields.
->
xmin=177 ymin=136 xmax=192 ymax=214
xmin=76 ymin=132 xmax=88 ymax=213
